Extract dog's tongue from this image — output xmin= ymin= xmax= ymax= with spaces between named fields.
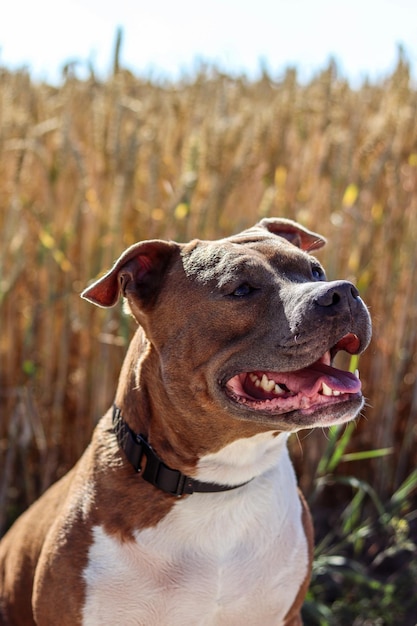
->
xmin=280 ymin=362 xmax=361 ymax=396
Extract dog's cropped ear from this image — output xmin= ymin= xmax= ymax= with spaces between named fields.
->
xmin=81 ymin=240 xmax=179 ymax=308
xmin=257 ymin=217 xmax=326 ymax=252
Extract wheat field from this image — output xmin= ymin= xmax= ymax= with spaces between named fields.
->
xmin=1 ymin=52 xmax=417 ymax=621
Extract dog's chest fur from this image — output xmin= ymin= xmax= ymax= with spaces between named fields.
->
xmin=81 ymin=433 xmax=308 ymax=626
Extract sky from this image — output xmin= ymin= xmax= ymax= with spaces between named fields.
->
xmin=1 ymin=0 xmax=417 ymax=86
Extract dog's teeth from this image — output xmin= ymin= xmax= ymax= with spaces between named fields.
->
xmin=260 ymin=374 xmax=269 ymax=389
xmin=322 ymin=382 xmax=333 ymax=396
xmin=260 ymin=374 xmax=275 ymax=392
xmin=322 ymin=382 xmax=342 ymax=397
xmin=249 ymin=373 xmax=288 ymax=395
xmin=250 ymin=374 xmax=262 ymax=388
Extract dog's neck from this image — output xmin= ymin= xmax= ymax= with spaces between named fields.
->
xmin=194 ymin=429 xmax=290 ymax=487
xmin=112 ymin=404 xmax=254 ymax=496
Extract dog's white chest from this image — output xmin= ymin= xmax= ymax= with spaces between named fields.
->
xmin=81 ymin=434 xmax=309 ymax=626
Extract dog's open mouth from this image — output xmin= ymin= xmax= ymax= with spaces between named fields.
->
xmin=224 ymin=333 xmax=362 ymax=416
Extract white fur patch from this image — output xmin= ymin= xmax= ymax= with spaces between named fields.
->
xmin=82 ymin=432 xmax=308 ymax=625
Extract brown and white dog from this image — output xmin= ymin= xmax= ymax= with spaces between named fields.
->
xmin=0 ymin=218 xmax=371 ymax=626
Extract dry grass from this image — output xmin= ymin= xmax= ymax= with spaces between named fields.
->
xmin=1 ymin=53 xmax=417 ymax=533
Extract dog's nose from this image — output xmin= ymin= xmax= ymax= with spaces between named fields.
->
xmin=314 ymin=281 xmax=360 ymax=309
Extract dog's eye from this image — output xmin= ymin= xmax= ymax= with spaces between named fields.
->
xmin=232 ymin=283 xmax=254 ymax=297
xmin=312 ymin=265 xmax=326 ymax=281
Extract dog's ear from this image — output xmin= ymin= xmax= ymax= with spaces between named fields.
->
xmin=81 ymin=240 xmax=179 ymax=308
xmin=257 ymin=217 xmax=326 ymax=251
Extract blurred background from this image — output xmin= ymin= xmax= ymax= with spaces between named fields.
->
xmin=1 ymin=1 xmax=417 ymax=624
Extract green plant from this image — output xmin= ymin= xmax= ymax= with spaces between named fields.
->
xmin=303 ymin=422 xmax=417 ymax=625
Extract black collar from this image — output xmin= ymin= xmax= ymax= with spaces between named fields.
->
xmin=112 ymin=405 xmax=251 ymax=497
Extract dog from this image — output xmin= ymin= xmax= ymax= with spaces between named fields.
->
xmin=0 ymin=217 xmax=371 ymax=625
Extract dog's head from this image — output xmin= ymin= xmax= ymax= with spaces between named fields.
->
xmin=82 ymin=218 xmax=371 ymax=433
